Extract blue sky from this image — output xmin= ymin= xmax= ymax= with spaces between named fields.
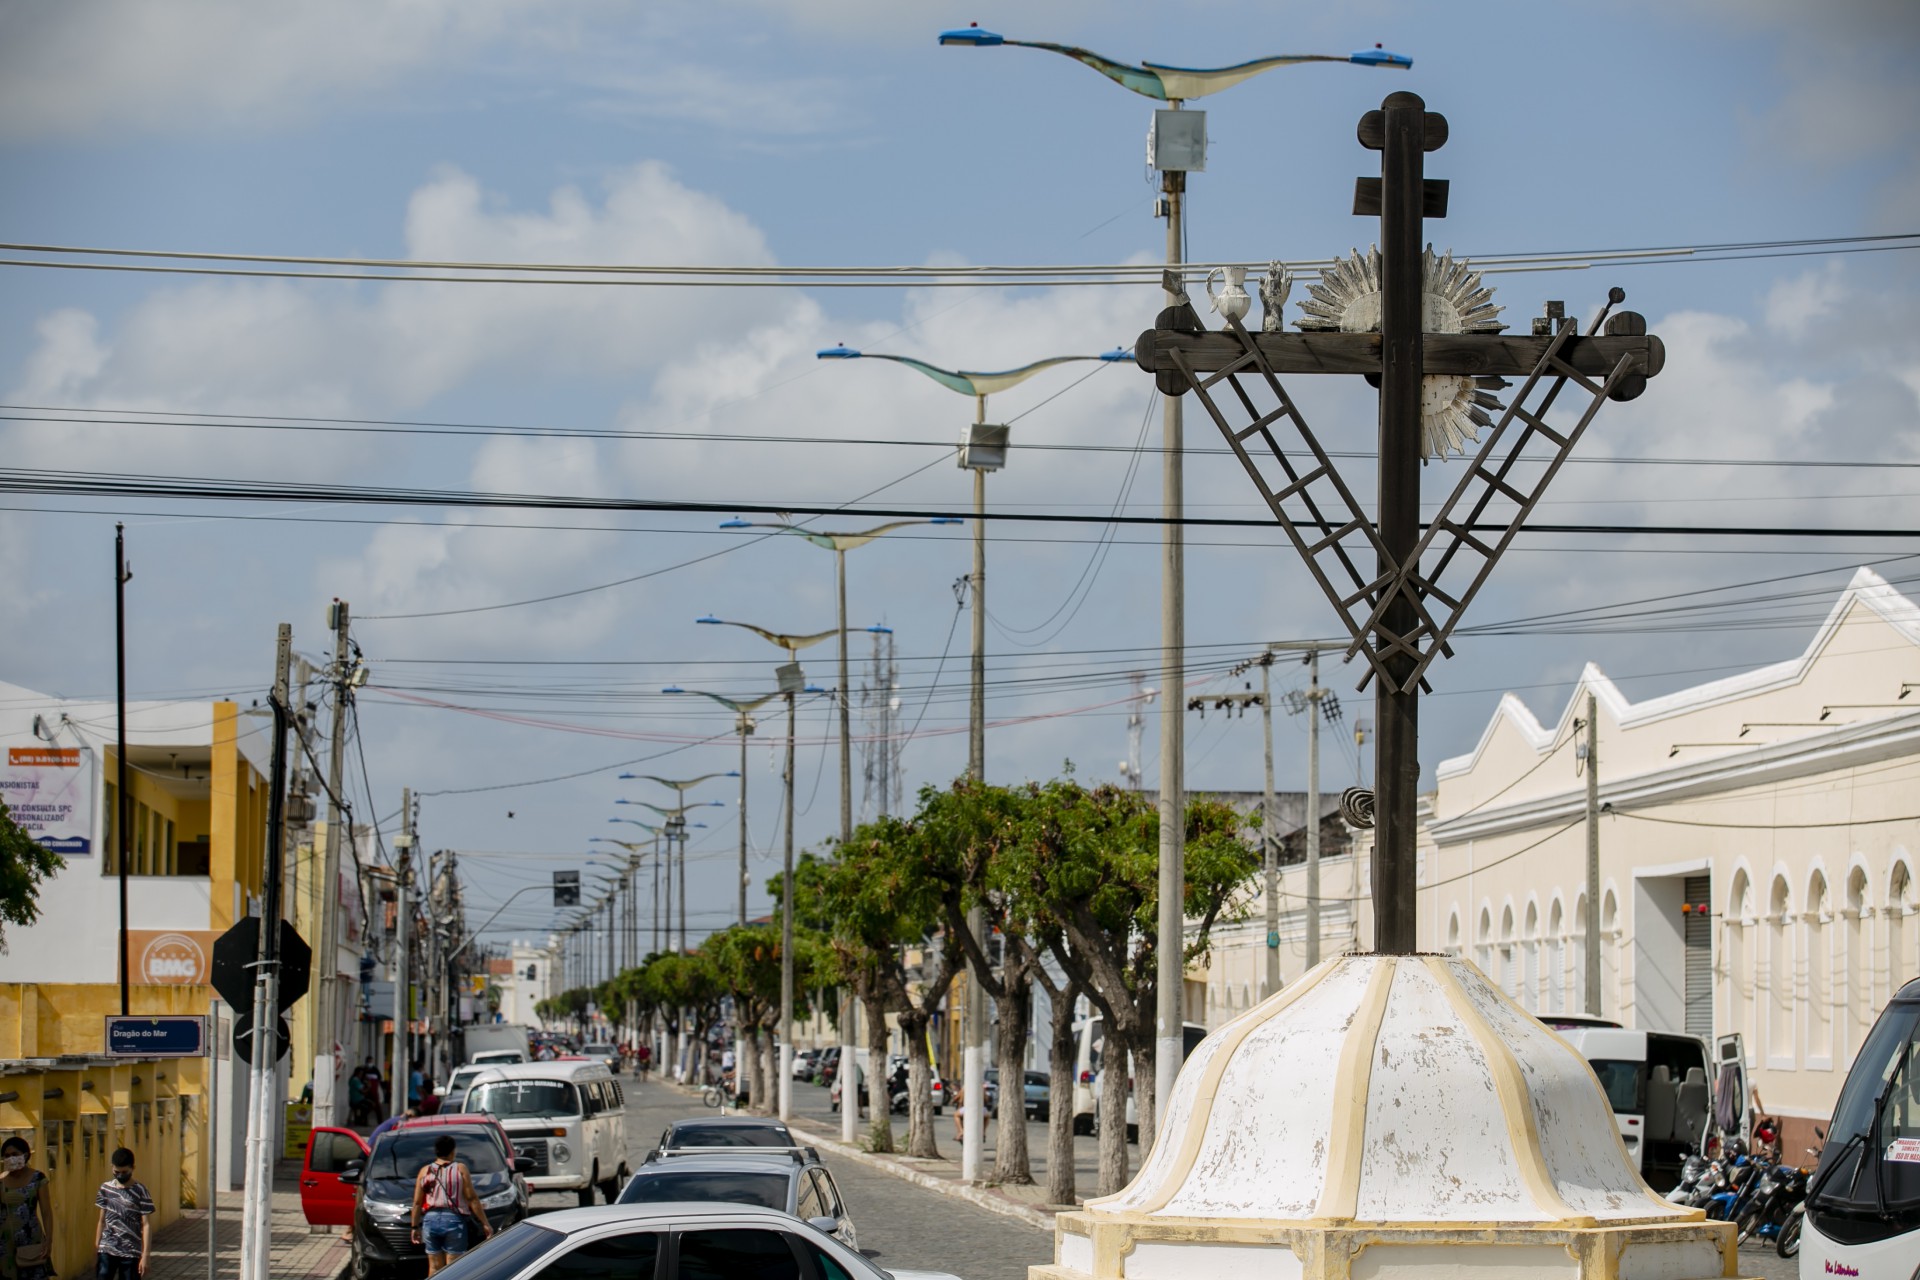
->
xmin=3 ymin=0 xmax=1916 ymax=949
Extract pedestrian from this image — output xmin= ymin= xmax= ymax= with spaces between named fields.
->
xmin=347 ymin=1072 xmax=368 ymax=1127
xmin=410 ymin=1134 xmax=492 ymax=1276
xmin=1 ymin=1135 xmax=54 ymax=1280
xmin=636 ymin=1043 xmax=652 ymax=1078
xmin=950 ymin=1082 xmax=965 ymax=1142
xmin=93 ymin=1147 xmax=153 ymax=1280
xmin=369 ymin=1107 xmax=419 ymax=1145
xmin=408 ymin=1061 xmax=426 ymax=1109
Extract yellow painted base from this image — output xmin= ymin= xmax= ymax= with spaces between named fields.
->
xmin=1037 ymin=1210 xmax=1749 ymax=1280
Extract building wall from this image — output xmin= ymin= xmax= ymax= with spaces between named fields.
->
xmin=1198 ymin=569 xmax=1920 ymax=1158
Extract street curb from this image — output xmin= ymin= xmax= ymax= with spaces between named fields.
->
xmin=646 ymin=1076 xmax=1058 ymax=1233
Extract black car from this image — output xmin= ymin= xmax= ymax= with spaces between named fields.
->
xmin=616 ymin=1152 xmax=858 ymax=1250
xmin=343 ymin=1122 xmax=533 ymax=1279
xmin=648 ymin=1117 xmax=806 ymax=1161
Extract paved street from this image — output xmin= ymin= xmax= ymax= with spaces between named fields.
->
xmin=522 ymin=1073 xmax=1055 ymax=1280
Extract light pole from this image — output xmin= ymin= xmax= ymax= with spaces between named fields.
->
xmin=718 ymin=518 xmax=960 ymax=849
xmin=819 ymin=344 xmax=1128 ymax=1181
xmin=588 ymin=839 xmax=657 ymax=971
xmin=696 ymin=616 xmax=835 ymax=1119
xmin=613 ymin=797 xmax=725 ymax=952
xmin=662 ymin=687 xmax=786 ymax=924
xmin=942 ymin=27 xmax=1411 ymax=1146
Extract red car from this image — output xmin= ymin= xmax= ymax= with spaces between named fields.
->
xmin=298 ymin=1113 xmax=527 ymax=1230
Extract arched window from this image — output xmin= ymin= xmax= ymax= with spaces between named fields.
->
xmin=1892 ymin=862 xmax=1916 ymax=999
xmin=1769 ymin=875 xmax=1795 ymax=1066
xmin=1807 ymin=870 xmax=1832 ymax=1065
xmin=1727 ymin=870 xmax=1756 ymax=1053
xmin=1500 ymin=903 xmax=1518 ymax=998
xmin=1446 ymin=909 xmax=1462 ymax=959
xmin=1476 ymin=906 xmax=1493 ymax=979
xmin=1547 ymin=898 xmax=1566 ymax=1014
xmin=1845 ymin=866 xmax=1871 ymax=1061
xmin=1523 ymin=900 xmax=1542 ymax=1012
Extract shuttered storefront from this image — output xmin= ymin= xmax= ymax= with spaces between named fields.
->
xmin=1685 ymin=874 xmax=1713 ymax=1037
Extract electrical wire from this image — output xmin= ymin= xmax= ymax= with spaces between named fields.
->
xmin=1606 ymin=807 xmax=1920 ymax=831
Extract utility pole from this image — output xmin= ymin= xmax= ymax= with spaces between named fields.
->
xmin=961 ymin=423 xmax=992 ymax=1183
xmin=1584 ymin=691 xmax=1602 ymax=1016
xmin=779 ymin=687 xmax=797 ymax=1119
xmin=114 ymin=524 xmax=131 ymax=1016
xmin=738 ymin=712 xmax=753 ymax=925
xmin=391 ymin=789 xmax=412 ymax=1122
xmin=240 ymin=623 xmax=291 ymax=1280
xmin=1306 ymin=651 xmax=1322 ymax=969
xmin=1153 ymin=148 xmax=1188 ymax=1143
xmin=314 ymin=601 xmax=350 ymax=1123
xmin=1259 ymin=655 xmax=1278 ymax=998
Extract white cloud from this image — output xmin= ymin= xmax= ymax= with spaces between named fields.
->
xmin=1763 ymin=264 xmax=1846 ymax=341
xmin=0 ymin=0 xmax=542 ymax=140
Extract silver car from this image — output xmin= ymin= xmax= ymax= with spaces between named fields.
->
xmin=433 ymin=1202 xmax=962 ymax=1280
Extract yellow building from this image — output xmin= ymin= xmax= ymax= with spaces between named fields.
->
xmin=0 ymin=681 xmax=275 ymax=1211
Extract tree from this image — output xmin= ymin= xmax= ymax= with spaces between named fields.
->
xmin=998 ymin=779 xmax=1256 ymax=1193
xmin=0 ymin=800 xmax=63 ymax=952
xmin=703 ymin=923 xmax=826 ymax=1115
xmin=810 ymin=814 xmax=960 ymax=1159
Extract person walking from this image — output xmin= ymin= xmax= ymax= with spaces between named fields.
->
xmin=410 ymin=1135 xmax=491 ymax=1276
xmin=347 ymin=1071 xmax=369 ymax=1127
xmin=1 ymin=1136 xmax=54 ymax=1280
xmin=93 ymin=1147 xmax=152 ymax=1280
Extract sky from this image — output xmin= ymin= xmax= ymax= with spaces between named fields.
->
xmin=2 ymin=0 xmax=1917 ymax=955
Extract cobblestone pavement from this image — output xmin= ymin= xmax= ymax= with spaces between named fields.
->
xmin=148 ymin=1161 xmax=348 ymax=1280
xmin=521 ymin=1074 xmax=1053 ymax=1280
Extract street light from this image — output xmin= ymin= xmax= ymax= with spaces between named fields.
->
xmin=663 ymin=687 xmax=786 ymax=926
xmin=719 ymin=517 xmax=959 ymax=851
xmin=943 ymin=27 xmax=1410 ymax=1151
xmin=818 ymin=344 xmax=1128 ymax=1179
xmin=695 ymin=614 xmax=839 ymax=1119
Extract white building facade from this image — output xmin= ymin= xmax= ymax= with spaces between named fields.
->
xmin=1200 ymin=567 xmax=1920 ymax=1155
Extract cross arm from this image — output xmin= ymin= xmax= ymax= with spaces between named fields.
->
xmin=1133 ymin=323 xmax=1662 ymax=392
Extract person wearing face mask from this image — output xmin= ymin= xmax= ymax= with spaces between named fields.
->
xmin=93 ymin=1148 xmax=152 ymax=1279
xmin=1 ymin=1136 xmax=54 ymax=1280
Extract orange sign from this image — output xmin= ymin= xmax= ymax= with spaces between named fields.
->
xmin=7 ymin=747 xmax=79 ymax=767
xmin=128 ymin=930 xmax=220 ymax=985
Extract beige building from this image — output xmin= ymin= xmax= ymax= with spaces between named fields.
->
xmin=1201 ymin=566 xmax=1920 ymax=1153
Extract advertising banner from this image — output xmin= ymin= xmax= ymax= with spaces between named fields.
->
xmin=127 ymin=929 xmax=221 ymax=985
xmin=1 ymin=746 xmax=95 ymax=855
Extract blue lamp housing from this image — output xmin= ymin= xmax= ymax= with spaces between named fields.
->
xmin=1350 ymin=48 xmax=1412 ymax=68
xmin=719 ymin=518 xmax=753 ymax=528
xmin=939 ymin=25 xmax=1004 ymax=46
xmin=816 ymin=346 xmax=861 ymax=359
xmin=696 ymin=615 xmax=723 ymax=625
xmin=1099 ymin=348 xmax=1135 ymax=362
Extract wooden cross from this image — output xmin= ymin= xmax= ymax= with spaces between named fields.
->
xmin=1132 ymin=91 xmax=1665 ymax=952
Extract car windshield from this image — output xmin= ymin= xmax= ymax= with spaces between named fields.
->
xmin=617 ymin=1170 xmax=789 ymax=1209
xmin=669 ymin=1123 xmax=791 ymax=1148
xmin=370 ymin=1131 xmax=507 ymax=1181
xmin=465 ymin=1080 xmax=579 ymax=1119
xmin=1588 ymin=1059 xmax=1645 ymax=1114
xmin=1812 ymin=999 xmax=1920 ymax=1215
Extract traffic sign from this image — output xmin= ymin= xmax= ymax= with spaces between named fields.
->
xmin=209 ymin=917 xmax=313 ymax=1014
xmin=232 ymin=1010 xmax=291 ymax=1066
xmin=104 ymin=1015 xmax=208 ymax=1058
xmin=553 ymin=870 xmax=580 ymax=906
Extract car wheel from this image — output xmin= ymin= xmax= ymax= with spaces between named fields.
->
xmin=600 ymin=1165 xmax=623 ymax=1202
xmin=1073 ymin=1113 xmax=1092 ymax=1137
xmin=578 ymin=1166 xmax=598 ymax=1207
xmin=351 ymin=1237 xmax=383 ymax=1280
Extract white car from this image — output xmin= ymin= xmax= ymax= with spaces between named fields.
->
xmin=581 ymin=1042 xmax=623 ymax=1074
xmin=434 ymin=1202 xmax=964 ymax=1280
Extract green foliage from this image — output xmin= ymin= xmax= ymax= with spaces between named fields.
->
xmin=0 ymin=800 xmax=63 ymax=952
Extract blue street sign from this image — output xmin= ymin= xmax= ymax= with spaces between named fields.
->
xmin=105 ymin=1015 xmax=208 ymax=1058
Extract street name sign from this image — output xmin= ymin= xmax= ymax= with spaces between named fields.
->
xmin=104 ymin=1015 xmax=208 ymax=1058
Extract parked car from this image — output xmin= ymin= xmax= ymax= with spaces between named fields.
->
xmin=443 ymin=1065 xmax=485 ymax=1113
xmin=648 ymin=1116 xmax=804 ymax=1161
xmin=335 ymin=1118 xmax=532 ymax=1278
xmin=581 ymin=1043 xmax=623 ymax=1074
xmin=791 ymin=1049 xmax=821 ymax=1081
xmin=982 ymin=1069 xmax=1051 ymax=1120
xmin=1545 ymin=1017 xmax=1713 ymax=1192
xmin=462 ymin=1059 xmax=629 ymax=1205
xmin=428 ymin=1202 xmax=962 ymax=1280
xmin=1072 ymin=1016 xmax=1204 ymax=1137
xmin=616 ymin=1151 xmax=857 ymax=1249
xmin=815 ymin=1046 xmax=841 ymax=1085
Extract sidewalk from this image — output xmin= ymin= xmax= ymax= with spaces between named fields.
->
xmin=148 ymin=1161 xmax=348 ymax=1280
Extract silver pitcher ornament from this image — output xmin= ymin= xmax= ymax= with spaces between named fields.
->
xmin=1205 ymin=265 xmax=1252 ymax=324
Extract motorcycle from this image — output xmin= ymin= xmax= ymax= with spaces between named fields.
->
xmin=1774 ymin=1128 xmax=1826 ymax=1260
xmin=1666 ymin=1153 xmax=1711 ymax=1204
xmin=1735 ymin=1160 xmax=1803 ymax=1245
xmin=1705 ymin=1154 xmax=1763 ymax=1221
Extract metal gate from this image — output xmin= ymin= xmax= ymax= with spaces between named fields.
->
xmin=1685 ymin=875 xmax=1713 ymax=1037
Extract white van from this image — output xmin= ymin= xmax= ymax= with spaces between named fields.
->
xmin=462 ymin=1059 xmax=629 ymax=1205
xmin=1071 ymin=1015 xmax=1208 ymax=1138
xmin=1545 ymin=1017 xmax=1712 ymax=1192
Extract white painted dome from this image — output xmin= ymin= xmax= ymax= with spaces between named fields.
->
xmin=1091 ymin=953 xmax=1694 ymax=1227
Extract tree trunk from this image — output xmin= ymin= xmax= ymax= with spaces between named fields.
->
xmin=1097 ymin=1033 xmax=1129 ymax=1195
xmin=760 ymin=1017 xmax=780 ymax=1114
xmin=863 ymin=993 xmax=895 ymax=1153
xmin=901 ymin=1012 xmax=941 ymax=1159
xmin=1046 ymin=979 xmax=1078 ymax=1206
xmin=1132 ymin=1043 xmax=1154 ymax=1157
xmin=993 ymin=960 xmax=1034 ymax=1185
xmin=747 ymin=1024 xmax=768 ymax=1114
